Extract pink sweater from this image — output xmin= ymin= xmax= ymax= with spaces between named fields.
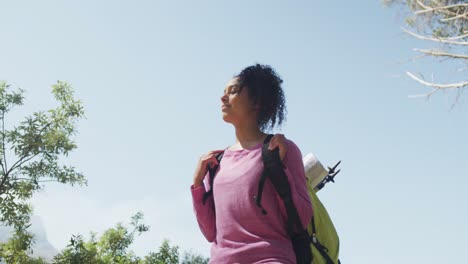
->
xmin=191 ymin=139 xmax=312 ymax=264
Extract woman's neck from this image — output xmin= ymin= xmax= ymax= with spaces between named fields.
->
xmin=231 ymin=123 xmax=266 ymax=150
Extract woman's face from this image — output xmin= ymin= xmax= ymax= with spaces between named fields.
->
xmin=220 ymin=77 xmax=257 ymax=126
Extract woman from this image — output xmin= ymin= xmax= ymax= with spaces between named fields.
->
xmin=191 ymin=64 xmax=312 ymax=263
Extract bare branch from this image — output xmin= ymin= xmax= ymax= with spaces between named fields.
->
xmin=440 ymin=13 xmax=468 ymax=22
xmin=413 ymin=48 xmax=468 ymax=59
xmin=395 ymin=53 xmax=428 ymax=64
xmin=408 ymin=88 xmax=439 ymax=99
xmin=402 ymin=28 xmax=468 ymax=45
xmin=414 ymin=2 xmax=468 ymax=15
xmin=451 ymin=85 xmax=465 ymax=109
xmin=440 ymin=3 xmax=468 ymax=10
xmin=414 ymin=0 xmax=437 ymax=14
xmin=445 ymin=32 xmax=468 ymax=40
xmin=406 ymin=71 xmax=468 ymax=89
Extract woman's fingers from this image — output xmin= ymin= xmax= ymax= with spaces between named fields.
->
xmin=193 ymin=149 xmax=224 ymax=186
xmin=202 ymin=150 xmax=224 ymax=168
xmin=208 ymin=149 xmax=224 ymax=155
xmin=206 ymin=155 xmax=219 ymax=168
xmin=202 ymin=150 xmax=223 ymax=161
xmin=268 ymin=134 xmax=284 ymax=149
xmin=268 ymin=134 xmax=287 ymax=161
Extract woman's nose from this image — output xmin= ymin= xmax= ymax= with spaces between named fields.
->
xmin=221 ymin=93 xmax=228 ymax=102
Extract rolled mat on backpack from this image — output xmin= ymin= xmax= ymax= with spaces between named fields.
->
xmin=303 ymin=153 xmax=328 ymax=192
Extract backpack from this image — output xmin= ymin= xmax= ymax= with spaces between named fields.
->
xmin=202 ymin=135 xmax=341 ymax=264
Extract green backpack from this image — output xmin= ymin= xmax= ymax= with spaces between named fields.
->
xmin=259 ymin=135 xmax=341 ymax=264
xmin=307 ymin=181 xmax=340 ymax=264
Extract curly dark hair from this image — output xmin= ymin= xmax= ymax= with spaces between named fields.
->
xmin=235 ymin=64 xmax=287 ymax=132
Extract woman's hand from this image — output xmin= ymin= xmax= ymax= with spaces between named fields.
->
xmin=193 ymin=150 xmax=224 ymax=188
xmin=268 ymin=134 xmax=288 ymax=161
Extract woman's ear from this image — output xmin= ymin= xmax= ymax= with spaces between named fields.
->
xmin=251 ymin=103 xmax=261 ymax=113
xmin=248 ymin=103 xmax=260 ymax=113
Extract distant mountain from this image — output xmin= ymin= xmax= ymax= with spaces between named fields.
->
xmin=0 ymin=215 xmax=58 ymax=262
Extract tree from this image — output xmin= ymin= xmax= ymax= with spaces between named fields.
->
xmin=0 ymin=81 xmax=85 ymax=229
xmin=1 ymin=211 xmax=208 ymax=263
xmin=144 ymin=240 xmax=179 ymax=264
xmin=384 ymin=0 xmax=467 ymax=102
xmin=53 ymin=212 xmax=149 ymax=264
xmin=0 ymin=81 xmax=85 ymax=261
xmin=53 ymin=212 xmax=208 ymax=264
xmin=180 ymin=250 xmax=209 ymax=264
xmin=0 ymin=227 xmax=46 ymax=263
xmin=52 ymin=234 xmax=100 ymax=264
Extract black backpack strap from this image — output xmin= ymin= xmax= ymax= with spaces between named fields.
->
xmin=260 ymin=135 xmax=312 ymax=264
xmin=255 ymin=135 xmax=274 ymax=215
xmin=260 ymin=135 xmax=303 ymax=233
xmin=202 ymin=151 xmax=224 ymax=205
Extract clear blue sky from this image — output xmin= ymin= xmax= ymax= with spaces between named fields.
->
xmin=1 ymin=1 xmax=467 ymax=263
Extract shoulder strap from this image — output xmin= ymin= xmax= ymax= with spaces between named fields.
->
xmin=255 ymin=135 xmax=274 ymax=214
xmin=259 ymin=135 xmax=304 ymax=234
xmin=260 ymin=135 xmax=313 ymax=264
xmin=202 ymin=151 xmax=224 ymax=205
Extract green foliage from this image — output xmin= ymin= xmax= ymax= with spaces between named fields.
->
xmin=0 ymin=225 xmax=47 ymax=263
xmin=0 ymin=83 xmax=209 ymax=262
xmin=144 ymin=240 xmax=209 ymax=264
xmin=145 ymin=240 xmax=179 ymax=264
xmin=51 ymin=234 xmax=100 ymax=264
xmin=0 ymin=227 xmax=33 ymax=263
xmin=53 ymin=212 xmax=148 ymax=264
xmin=53 ymin=212 xmax=207 ymax=263
xmin=1 ymin=211 xmax=208 ymax=263
xmin=95 ymin=224 xmax=142 ymax=263
xmin=0 ymin=81 xmax=85 ymax=232
xmin=180 ymin=251 xmax=209 ymax=264
xmin=0 ymin=81 xmax=85 ymax=262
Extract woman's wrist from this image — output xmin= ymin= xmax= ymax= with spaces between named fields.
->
xmin=193 ymin=179 xmax=203 ymax=188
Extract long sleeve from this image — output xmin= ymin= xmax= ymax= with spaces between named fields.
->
xmin=281 ymin=140 xmax=313 ymax=229
xmin=191 ymin=178 xmax=216 ymax=242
